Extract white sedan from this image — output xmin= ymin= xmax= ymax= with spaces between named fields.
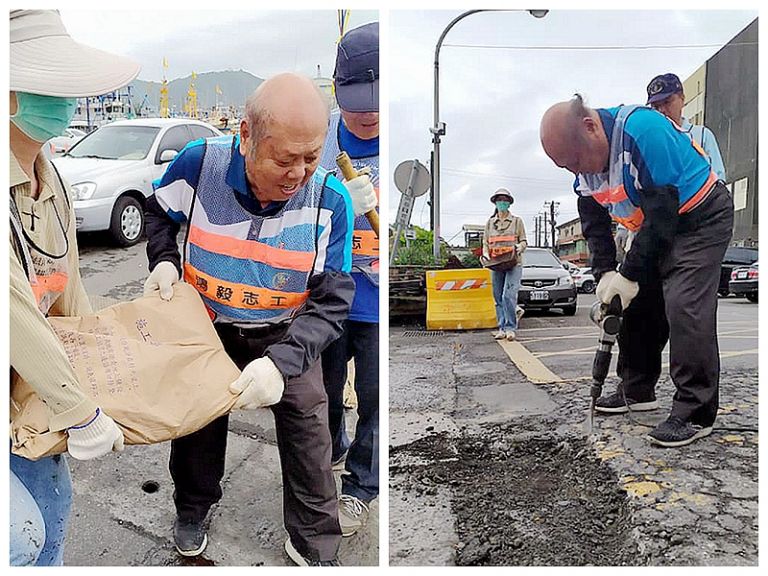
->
xmin=572 ymin=267 xmax=596 ymax=293
xmin=53 ymin=118 xmax=222 ymax=246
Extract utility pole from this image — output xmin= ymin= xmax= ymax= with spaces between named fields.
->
xmin=534 ymin=215 xmax=539 ymax=247
xmin=544 ymin=201 xmax=560 ymax=255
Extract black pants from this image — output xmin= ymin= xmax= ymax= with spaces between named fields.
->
xmin=169 ymin=324 xmax=341 ymax=562
xmin=616 ymin=183 xmax=734 ymax=426
xmin=321 ymin=320 xmax=380 ymax=502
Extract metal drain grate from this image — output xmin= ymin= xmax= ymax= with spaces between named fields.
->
xmin=402 ymin=330 xmax=444 ymax=338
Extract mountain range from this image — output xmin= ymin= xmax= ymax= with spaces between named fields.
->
xmin=130 ymin=70 xmax=265 ymax=114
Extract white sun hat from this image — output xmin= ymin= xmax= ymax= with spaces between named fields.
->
xmin=10 ymin=9 xmax=141 ymax=98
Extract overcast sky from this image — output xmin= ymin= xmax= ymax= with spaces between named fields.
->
xmin=60 ymin=10 xmax=378 ymax=83
xmin=389 ymin=9 xmax=758 ymax=247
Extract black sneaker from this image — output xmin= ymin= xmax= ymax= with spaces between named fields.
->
xmin=284 ymin=538 xmax=340 ymax=566
xmin=173 ymin=517 xmax=208 ymax=557
xmin=647 ymin=416 xmax=713 ymax=447
xmin=594 ymin=389 xmax=659 ymax=414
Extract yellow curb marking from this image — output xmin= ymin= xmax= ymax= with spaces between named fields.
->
xmin=623 ymin=480 xmax=662 ymax=498
xmin=496 ymin=339 xmax=563 ymax=383
xmin=597 ymin=448 xmax=626 ymax=461
xmin=717 ymin=434 xmax=745 ymax=445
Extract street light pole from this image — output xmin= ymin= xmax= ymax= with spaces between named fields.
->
xmin=431 ymin=9 xmax=548 ymax=263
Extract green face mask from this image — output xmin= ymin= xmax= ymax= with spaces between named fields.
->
xmin=495 ymin=201 xmax=511 ymax=212
xmin=11 ymin=92 xmax=78 ymax=143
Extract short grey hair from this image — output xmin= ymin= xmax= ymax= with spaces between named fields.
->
xmin=244 ymin=79 xmax=329 ymax=144
xmin=244 ymin=84 xmax=274 ymax=144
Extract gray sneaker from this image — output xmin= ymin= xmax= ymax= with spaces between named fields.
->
xmin=338 ymin=494 xmax=369 ymax=537
xmin=173 ymin=517 xmax=208 ymax=557
xmin=284 ymin=538 xmax=340 ymax=566
xmin=647 ymin=416 xmax=713 ymax=447
xmin=331 ymin=451 xmax=347 ymax=471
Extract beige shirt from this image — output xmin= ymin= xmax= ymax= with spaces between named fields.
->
xmin=10 ymin=150 xmax=97 ymax=432
xmin=483 ymin=211 xmax=528 ymax=265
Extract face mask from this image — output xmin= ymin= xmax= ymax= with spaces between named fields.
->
xmin=11 ymin=92 xmax=78 ymax=143
xmin=495 ymin=201 xmax=511 ymax=212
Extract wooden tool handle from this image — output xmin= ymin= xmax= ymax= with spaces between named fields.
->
xmin=336 ymin=151 xmax=358 ymax=180
xmin=335 ymin=152 xmax=379 ymax=236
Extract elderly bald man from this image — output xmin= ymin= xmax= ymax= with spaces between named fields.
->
xmin=540 ymin=94 xmax=733 ymax=448
xmin=144 ymin=73 xmax=355 ymax=565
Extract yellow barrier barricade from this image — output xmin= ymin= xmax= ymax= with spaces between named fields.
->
xmin=426 ymin=268 xmax=497 ymax=330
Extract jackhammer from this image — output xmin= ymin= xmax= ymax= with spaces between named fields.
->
xmin=585 ymin=294 xmax=623 ymax=433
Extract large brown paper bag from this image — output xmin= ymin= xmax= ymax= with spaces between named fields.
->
xmin=11 ymin=283 xmax=241 ymax=460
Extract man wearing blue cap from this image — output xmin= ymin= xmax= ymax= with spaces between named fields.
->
xmin=646 ymin=73 xmax=727 ymax=181
xmin=319 ymin=21 xmax=379 ymax=538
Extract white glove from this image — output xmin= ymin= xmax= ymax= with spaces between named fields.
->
xmin=66 ymin=409 xmax=124 ymax=460
xmin=599 ymin=272 xmax=639 ymax=310
xmin=345 ymin=174 xmax=377 ymax=217
xmin=229 ymin=357 xmax=285 ymax=410
xmin=515 ymin=242 xmax=527 ymax=255
xmin=595 ymin=271 xmax=617 ymax=304
xmin=143 ymin=261 xmax=179 ymax=301
xmin=625 ymin=230 xmax=636 ymax=251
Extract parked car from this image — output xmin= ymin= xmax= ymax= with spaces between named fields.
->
xmin=560 ymin=260 xmax=580 ymax=275
xmin=47 ymin=127 xmax=86 ymax=157
xmin=573 ymin=267 xmax=596 ymax=293
xmin=729 ymin=261 xmax=758 ymax=303
xmin=719 ymin=246 xmax=758 ymax=296
xmin=53 ymin=118 xmax=222 ymax=246
xmin=518 ymin=248 xmax=578 ymax=315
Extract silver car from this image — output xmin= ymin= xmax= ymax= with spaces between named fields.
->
xmin=53 ymin=118 xmax=222 ymax=246
xmin=518 ymin=248 xmax=578 ymax=316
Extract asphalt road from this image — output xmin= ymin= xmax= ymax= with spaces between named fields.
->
xmin=518 ymin=293 xmax=758 ymax=380
xmin=390 ymin=291 xmax=758 ymax=566
xmin=64 ymin=235 xmax=379 ymax=566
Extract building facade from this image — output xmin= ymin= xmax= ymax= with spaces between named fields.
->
xmin=556 ymin=217 xmax=589 ymax=267
xmin=691 ymin=18 xmax=758 ymax=246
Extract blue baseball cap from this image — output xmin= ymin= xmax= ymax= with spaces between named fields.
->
xmin=334 ymin=22 xmax=379 ymax=113
xmin=646 ymin=73 xmax=683 ymax=105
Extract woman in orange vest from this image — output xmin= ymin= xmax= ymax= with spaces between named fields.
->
xmin=482 ymin=189 xmax=528 ymax=341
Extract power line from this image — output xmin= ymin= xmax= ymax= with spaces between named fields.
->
xmin=442 ymin=167 xmax=568 ymax=186
xmin=443 ymin=41 xmax=758 ymax=51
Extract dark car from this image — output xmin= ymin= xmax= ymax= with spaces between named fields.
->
xmin=518 ymin=248 xmax=578 ymax=315
xmin=729 ymin=261 xmax=758 ymax=302
xmin=719 ymin=247 xmax=758 ymax=296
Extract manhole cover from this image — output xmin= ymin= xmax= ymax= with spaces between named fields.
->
xmin=403 ymin=331 xmax=444 ymax=338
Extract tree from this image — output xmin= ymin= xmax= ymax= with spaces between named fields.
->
xmin=391 ymin=226 xmax=449 ymax=266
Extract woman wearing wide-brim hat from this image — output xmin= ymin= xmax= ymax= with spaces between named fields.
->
xmin=481 ymin=188 xmax=528 ymax=341
xmin=9 ymin=9 xmax=139 ymax=566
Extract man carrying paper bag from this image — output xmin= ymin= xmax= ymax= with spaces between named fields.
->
xmin=143 ymin=74 xmax=355 ymax=565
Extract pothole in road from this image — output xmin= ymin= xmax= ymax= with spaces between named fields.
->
xmin=391 ymin=426 xmax=640 ymax=566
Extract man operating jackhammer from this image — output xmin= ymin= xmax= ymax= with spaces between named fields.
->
xmin=143 ymin=73 xmax=355 ymax=565
xmin=540 ymin=94 xmax=733 ymax=448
